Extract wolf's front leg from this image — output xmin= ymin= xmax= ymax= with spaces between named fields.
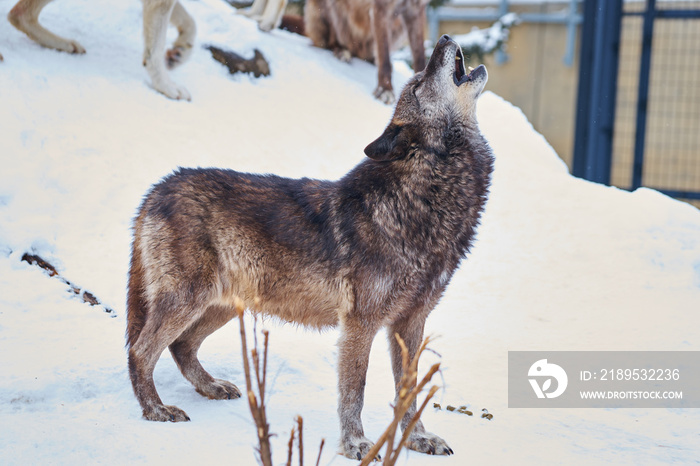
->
xmin=402 ymin=3 xmax=427 ymax=73
xmin=337 ymin=317 xmax=380 ymax=460
xmin=388 ymin=313 xmax=453 ymax=456
xmin=142 ymin=0 xmax=191 ymax=100
xmin=8 ymin=0 xmax=86 ymax=54
xmin=165 ymin=2 xmax=196 ymax=69
xmin=370 ymin=0 xmax=395 ymax=104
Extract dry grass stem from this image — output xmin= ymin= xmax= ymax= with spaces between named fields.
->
xmin=315 ymin=439 xmax=325 ymax=466
xmin=359 ymin=335 xmax=440 ymax=466
xmin=286 ymin=426 xmax=296 ymax=466
xmin=296 ymin=415 xmax=304 ymax=466
xmin=390 ymin=385 xmax=440 ymax=463
xmin=234 ymin=297 xmax=328 ymax=466
xmin=236 ymin=297 xmax=273 ymax=466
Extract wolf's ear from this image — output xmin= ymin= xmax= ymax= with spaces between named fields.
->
xmin=364 ymin=124 xmax=411 ymax=161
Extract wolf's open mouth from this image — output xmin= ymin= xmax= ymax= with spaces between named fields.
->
xmin=453 ymin=47 xmax=477 ymax=86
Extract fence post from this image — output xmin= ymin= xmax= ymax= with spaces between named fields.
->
xmin=631 ymin=0 xmax=657 ymax=190
xmin=572 ymin=0 xmax=623 ymax=184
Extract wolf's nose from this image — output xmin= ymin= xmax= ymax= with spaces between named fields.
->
xmin=438 ymin=35 xmax=451 ymax=46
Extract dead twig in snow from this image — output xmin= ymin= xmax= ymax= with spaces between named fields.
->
xmin=236 ymin=297 xmax=273 ymax=466
xmin=315 ymin=439 xmax=325 ymax=466
xmin=235 ymin=297 xmax=327 ymax=466
xmin=286 ymin=426 xmax=296 ymax=466
xmin=296 ymin=415 xmax=304 ymax=466
xmin=359 ymin=335 xmax=440 ymax=466
xmin=21 ymin=252 xmax=115 ymax=316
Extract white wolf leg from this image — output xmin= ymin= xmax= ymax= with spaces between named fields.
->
xmin=258 ymin=0 xmax=287 ymax=32
xmin=8 ymin=0 xmax=86 ymax=54
xmin=240 ymin=0 xmax=266 ymax=19
xmin=142 ymin=0 xmax=191 ymax=100
xmin=166 ymin=1 xmax=196 ymax=69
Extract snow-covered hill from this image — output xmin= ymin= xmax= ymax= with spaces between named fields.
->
xmin=1 ymin=0 xmax=699 ymax=464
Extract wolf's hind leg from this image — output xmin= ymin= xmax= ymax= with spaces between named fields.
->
xmin=169 ymin=304 xmax=241 ymax=400
xmin=128 ymin=298 xmax=199 ymax=422
xmin=303 ymin=0 xmax=330 ymax=49
xmin=8 ymin=0 xmax=86 ymax=54
xmin=142 ymin=0 xmax=190 ymax=100
xmin=257 ymin=0 xmax=287 ymax=32
xmin=165 ymin=1 xmax=195 ymax=69
xmin=239 ymin=0 xmax=266 ymax=19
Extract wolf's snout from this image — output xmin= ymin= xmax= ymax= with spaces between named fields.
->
xmin=437 ymin=34 xmax=451 ymax=46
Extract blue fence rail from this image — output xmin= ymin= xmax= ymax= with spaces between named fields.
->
xmin=572 ymin=0 xmax=622 ymax=185
xmin=427 ymin=0 xmax=582 ymax=65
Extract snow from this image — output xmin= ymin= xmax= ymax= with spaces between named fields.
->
xmin=1 ymin=0 xmax=699 ymax=464
xmin=452 ymin=13 xmax=519 ymax=55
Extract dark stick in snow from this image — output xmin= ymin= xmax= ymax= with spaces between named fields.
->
xmin=21 ymin=253 xmax=115 ymax=316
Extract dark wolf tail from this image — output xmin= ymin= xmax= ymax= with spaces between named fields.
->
xmin=126 ymin=221 xmax=148 ymax=348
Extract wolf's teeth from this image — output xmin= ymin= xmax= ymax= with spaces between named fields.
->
xmin=468 ymin=66 xmax=474 ymax=71
xmin=456 ymin=56 xmax=461 ymax=61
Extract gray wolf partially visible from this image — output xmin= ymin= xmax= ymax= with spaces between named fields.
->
xmin=6 ymin=0 xmax=195 ymax=100
xmin=127 ymin=35 xmax=493 ymax=459
xmin=305 ymin=0 xmax=429 ymax=104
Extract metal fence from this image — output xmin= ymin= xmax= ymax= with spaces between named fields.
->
xmin=427 ymin=0 xmax=582 ymax=65
xmin=573 ymin=0 xmax=700 ymax=207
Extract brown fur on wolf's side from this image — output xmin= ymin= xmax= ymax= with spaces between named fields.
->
xmin=304 ymin=0 xmax=429 ymax=104
xmin=126 ymin=35 xmax=493 ymax=459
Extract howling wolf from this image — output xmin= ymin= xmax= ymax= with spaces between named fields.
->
xmin=127 ymin=35 xmax=493 ymax=459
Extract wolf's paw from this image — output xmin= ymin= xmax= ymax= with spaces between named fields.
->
xmin=333 ymin=48 xmax=352 ymax=63
xmin=152 ymin=77 xmax=191 ymax=101
xmin=143 ymin=404 xmax=191 ymax=422
xmin=64 ymin=39 xmax=86 ymax=55
xmin=166 ymin=46 xmax=192 ymax=69
xmin=43 ymin=38 xmax=85 ymax=54
xmin=406 ymin=430 xmax=453 ymax=456
xmin=39 ymin=36 xmax=85 ymax=54
xmin=373 ymin=86 xmax=395 ymax=105
xmin=341 ymin=435 xmax=380 ymax=461
xmin=258 ymin=20 xmax=276 ymax=33
xmin=196 ymin=379 xmax=242 ymax=400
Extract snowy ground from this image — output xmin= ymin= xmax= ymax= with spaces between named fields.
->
xmin=1 ymin=0 xmax=699 ymax=464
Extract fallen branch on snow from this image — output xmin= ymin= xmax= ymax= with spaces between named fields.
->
xmin=21 ymin=253 xmax=115 ymax=316
xmin=206 ymin=45 xmax=271 ymax=78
